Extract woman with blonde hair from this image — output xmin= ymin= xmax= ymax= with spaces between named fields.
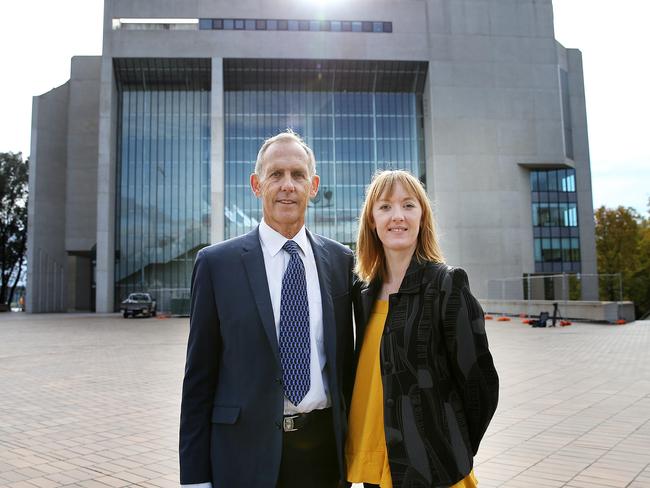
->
xmin=346 ymin=170 xmax=499 ymax=488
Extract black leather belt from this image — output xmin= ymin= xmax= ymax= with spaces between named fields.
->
xmin=282 ymin=408 xmax=330 ymax=432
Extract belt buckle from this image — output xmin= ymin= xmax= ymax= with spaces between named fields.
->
xmin=283 ymin=414 xmax=299 ymax=432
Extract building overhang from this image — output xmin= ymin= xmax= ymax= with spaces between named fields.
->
xmin=518 ymin=158 xmax=575 ymax=170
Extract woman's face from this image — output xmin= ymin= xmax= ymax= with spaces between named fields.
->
xmin=371 ymin=181 xmax=422 ymax=254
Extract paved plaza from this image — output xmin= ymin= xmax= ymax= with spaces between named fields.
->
xmin=0 ymin=312 xmax=649 ymax=488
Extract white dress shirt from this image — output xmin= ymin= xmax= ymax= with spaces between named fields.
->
xmin=258 ymin=219 xmax=330 ymax=414
xmin=180 ymin=221 xmax=330 ymax=488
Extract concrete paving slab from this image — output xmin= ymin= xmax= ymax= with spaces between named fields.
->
xmin=1 ymin=313 xmax=649 ymax=487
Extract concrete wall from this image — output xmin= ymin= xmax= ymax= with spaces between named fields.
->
xmin=67 ymin=255 xmax=93 ymax=311
xmin=66 ymin=56 xmax=101 ymax=252
xmin=27 ymin=84 xmax=70 ymax=312
xmin=481 ymin=299 xmax=636 ymax=323
xmin=424 ymin=0 xmax=566 ymax=297
xmin=27 ymin=57 xmax=102 ymax=312
xmin=567 ymin=48 xmax=598 ymax=299
xmin=106 ymin=0 xmax=430 ymax=61
xmin=65 ymin=56 xmax=101 ymax=311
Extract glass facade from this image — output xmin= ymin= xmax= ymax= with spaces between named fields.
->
xmin=114 ymin=59 xmax=211 ymax=310
xmin=223 ymin=59 xmax=427 ymax=245
xmin=531 ymin=168 xmax=581 ymax=273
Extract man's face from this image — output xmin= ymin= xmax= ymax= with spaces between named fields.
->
xmin=250 ymin=140 xmax=320 ymax=238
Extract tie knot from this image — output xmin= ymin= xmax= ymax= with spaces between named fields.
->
xmin=282 ymin=240 xmax=300 ymax=256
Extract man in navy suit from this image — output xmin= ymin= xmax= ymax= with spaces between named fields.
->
xmin=179 ymin=131 xmax=354 ymax=487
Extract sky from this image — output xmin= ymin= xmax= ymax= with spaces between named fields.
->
xmin=1 ymin=0 xmax=648 ymax=215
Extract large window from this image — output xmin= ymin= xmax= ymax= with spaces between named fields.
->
xmin=223 ymin=59 xmax=427 ymax=245
xmin=199 ymin=18 xmax=393 ymax=33
xmin=531 ymin=203 xmax=578 ymax=227
xmin=530 ymin=168 xmax=581 ymax=272
xmin=114 ymin=59 xmax=211 ymax=310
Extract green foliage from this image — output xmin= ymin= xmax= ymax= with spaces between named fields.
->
xmin=0 ymin=152 xmax=28 ymax=308
xmin=633 ymin=199 xmax=650 ymax=317
xmin=594 ymin=201 xmax=650 ymax=318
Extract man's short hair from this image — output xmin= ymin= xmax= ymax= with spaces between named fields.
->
xmin=254 ymin=129 xmax=316 ymax=178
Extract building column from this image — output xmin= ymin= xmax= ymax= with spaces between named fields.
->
xmin=95 ymin=57 xmax=118 ymax=312
xmin=211 ymin=57 xmax=225 ymax=244
xmin=26 ymin=98 xmax=41 ymax=313
xmin=422 ymin=63 xmax=436 ymax=205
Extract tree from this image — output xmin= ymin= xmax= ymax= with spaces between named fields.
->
xmin=0 ymin=152 xmax=28 ymax=309
xmin=594 ymin=202 xmax=650 ymax=318
xmin=594 ymin=205 xmax=640 ymax=300
xmin=631 ymin=198 xmax=650 ymax=317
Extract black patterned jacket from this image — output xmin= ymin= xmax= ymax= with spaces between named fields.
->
xmin=353 ymin=258 xmax=499 ymax=487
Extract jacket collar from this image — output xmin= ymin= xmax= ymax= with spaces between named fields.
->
xmin=241 ymin=227 xmax=279 ymax=365
xmin=359 ymin=254 xmax=430 ymax=298
xmin=258 ymin=219 xmax=310 ymax=258
xmin=357 ymin=255 xmax=430 ymax=328
xmin=398 ymin=255 xmax=430 ymax=293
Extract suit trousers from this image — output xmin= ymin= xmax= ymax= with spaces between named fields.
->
xmin=276 ymin=408 xmax=339 ymax=488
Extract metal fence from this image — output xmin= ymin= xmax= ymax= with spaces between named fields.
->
xmin=486 ymin=273 xmax=623 ymax=303
xmin=147 ymin=287 xmax=191 ymax=315
xmin=484 ymin=273 xmax=630 ymax=322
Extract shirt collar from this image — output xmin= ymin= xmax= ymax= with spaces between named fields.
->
xmin=259 ymin=219 xmax=309 ymax=257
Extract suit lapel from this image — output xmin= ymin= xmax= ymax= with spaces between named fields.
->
xmin=241 ymin=228 xmax=280 ymax=365
xmin=308 ymin=231 xmax=337 ymax=383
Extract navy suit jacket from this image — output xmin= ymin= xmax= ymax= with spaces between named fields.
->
xmin=179 ymin=227 xmax=354 ymax=487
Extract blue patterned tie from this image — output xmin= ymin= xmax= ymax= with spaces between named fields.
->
xmin=279 ymin=240 xmax=311 ymax=406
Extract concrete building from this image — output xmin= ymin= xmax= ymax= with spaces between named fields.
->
xmin=28 ymin=0 xmax=598 ymax=313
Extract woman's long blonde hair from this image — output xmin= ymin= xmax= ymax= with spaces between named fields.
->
xmin=355 ymin=170 xmax=444 ymax=283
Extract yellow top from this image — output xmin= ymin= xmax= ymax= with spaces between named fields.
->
xmin=346 ymin=300 xmax=392 ymax=487
xmin=346 ymin=300 xmax=478 ymax=488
